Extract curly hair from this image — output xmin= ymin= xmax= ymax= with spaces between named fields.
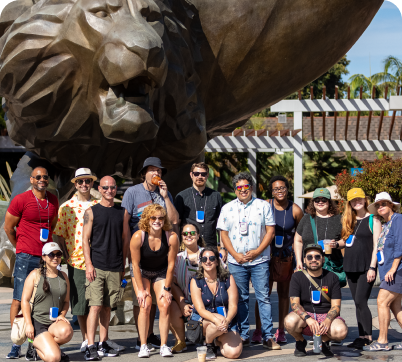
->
xmin=306 ymin=198 xmax=339 ymax=217
xmin=195 ymin=247 xmax=229 ymax=282
xmin=138 ymin=204 xmax=172 ymax=232
xmin=232 ymin=172 xmax=253 ymax=190
xmin=268 ymin=175 xmax=289 ymax=193
xmin=341 ymin=197 xmax=370 ymax=240
xmin=180 ymin=221 xmax=205 ymax=251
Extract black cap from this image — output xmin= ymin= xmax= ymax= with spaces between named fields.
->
xmin=138 ymin=157 xmax=167 ymax=176
xmin=304 ymin=243 xmax=324 ymax=255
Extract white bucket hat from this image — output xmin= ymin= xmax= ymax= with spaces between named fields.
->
xmin=71 ymin=168 xmax=97 ymax=183
xmin=368 ymin=192 xmax=401 ymax=215
xmin=42 ymin=242 xmax=62 ymax=255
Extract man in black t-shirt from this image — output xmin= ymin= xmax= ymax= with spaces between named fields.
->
xmin=284 ymin=244 xmax=348 ymax=357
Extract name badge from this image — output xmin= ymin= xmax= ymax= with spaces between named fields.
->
xmin=377 ymin=250 xmax=385 ymax=265
xmin=346 ymin=235 xmax=355 ymax=247
xmin=317 ymin=240 xmax=324 ymax=250
xmin=275 ymin=235 xmax=284 ymax=248
xmin=196 ymin=210 xmax=205 ymax=223
xmin=49 ymin=307 xmax=59 ymax=320
xmin=239 ymin=222 xmax=248 ymax=235
xmin=40 ymin=228 xmax=49 ymax=242
xmin=311 ymin=290 xmax=321 ymax=304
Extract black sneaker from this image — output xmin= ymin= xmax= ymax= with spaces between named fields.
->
xmin=294 ymin=339 xmax=307 ymax=357
xmin=85 ymin=345 xmax=100 ymax=361
xmin=147 ymin=333 xmax=161 ymax=349
xmin=206 ymin=344 xmax=216 ymax=360
xmin=98 ymin=342 xmax=119 ymax=357
xmin=60 ymin=352 xmax=70 ymax=362
xmin=242 ymin=338 xmax=250 ymax=347
xmin=321 ymin=341 xmax=334 ymax=357
xmin=25 ymin=344 xmax=37 ymax=361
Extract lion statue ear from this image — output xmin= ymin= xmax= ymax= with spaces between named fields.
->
xmin=0 ymin=0 xmax=36 ymax=37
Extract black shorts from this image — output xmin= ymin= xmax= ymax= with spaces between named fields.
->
xmin=33 ymin=319 xmax=52 ymax=337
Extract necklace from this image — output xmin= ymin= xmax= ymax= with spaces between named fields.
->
xmin=205 ymin=277 xmax=218 ymax=283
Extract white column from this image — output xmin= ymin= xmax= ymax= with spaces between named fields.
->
xmin=293 ymin=112 xmax=304 ymax=210
xmin=248 ymin=150 xmax=257 ymax=197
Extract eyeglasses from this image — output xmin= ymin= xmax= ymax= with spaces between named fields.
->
xmin=236 ymin=184 xmax=251 ymax=191
xmin=201 ymin=256 xmax=216 ymax=263
xmin=76 ymin=179 xmax=92 ymax=185
xmin=272 ymin=186 xmax=287 ymax=193
xmin=314 ymin=197 xmax=328 ymax=204
xmin=47 ymin=252 xmax=63 ymax=259
xmin=193 ymin=172 xmax=208 ymax=177
xmin=306 ymin=254 xmax=322 ymax=261
xmin=182 ymin=231 xmax=197 ymax=236
xmin=101 ymin=186 xmax=116 ymax=190
xmin=375 ymin=201 xmax=390 ymax=208
xmin=150 ymin=216 xmax=165 ymax=221
xmin=31 ymin=175 xmax=49 ymax=181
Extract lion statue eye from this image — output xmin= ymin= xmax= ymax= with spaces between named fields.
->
xmin=94 ymin=11 xmax=109 ymax=18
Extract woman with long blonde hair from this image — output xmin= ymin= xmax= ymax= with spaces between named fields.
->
xmin=337 ymin=188 xmax=381 ymax=349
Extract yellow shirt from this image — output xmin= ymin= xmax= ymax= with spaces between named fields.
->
xmin=54 ymin=193 xmax=98 ymax=270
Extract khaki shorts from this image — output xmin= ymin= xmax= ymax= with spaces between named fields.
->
xmin=85 ymin=268 xmax=123 ymax=308
xmin=131 ymin=281 xmax=157 ymax=306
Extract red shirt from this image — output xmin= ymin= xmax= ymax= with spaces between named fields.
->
xmin=8 ymin=190 xmax=59 ymax=256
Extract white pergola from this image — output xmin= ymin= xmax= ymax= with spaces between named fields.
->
xmin=205 ymin=96 xmax=402 ymax=209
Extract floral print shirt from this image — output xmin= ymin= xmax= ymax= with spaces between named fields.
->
xmin=54 ymin=193 xmax=98 ymax=270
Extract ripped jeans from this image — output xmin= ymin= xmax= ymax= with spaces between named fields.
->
xmin=13 ymin=253 xmax=41 ymax=301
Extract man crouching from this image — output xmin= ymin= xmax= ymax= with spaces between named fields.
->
xmin=284 ymin=244 xmax=348 ymax=357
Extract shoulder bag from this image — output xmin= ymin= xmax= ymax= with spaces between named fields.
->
xmin=186 ymin=313 xmax=203 ymax=344
xmin=11 ymin=269 xmax=41 ymax=345
xmin=302 ymin=270 xmax=331 ymax=302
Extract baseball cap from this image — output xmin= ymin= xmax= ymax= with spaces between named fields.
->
xmin=42 ymin=242 xmax=62 ymax=255
xmin=312 ymin=188 xmax=331 ymax=200
xmin=347 ymin=188 xmax=365 ymax=201
xmin=304 ymin=243 xmax=324 ymax=255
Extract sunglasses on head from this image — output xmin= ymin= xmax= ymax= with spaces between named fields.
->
xmin=314 ymin=197 xmax=328 ymax=204
xmin=182 ymin=231 xmax=197 ymax=236
xmin=236 ymin=184 xmax=251 ymax=191
xmin=306 ymin=254 xmax=322 ymax=261
xmin=150 ymin=216 xmax=164 ymax=221
xmin=201 ymin=255 xmax=216 ymax=263
xmin=31 ymin=175 xmax=49 ymax=181
xmin=76 ymin=179 xmax=92 ymax=185
xmin=47 ymin=252 xmax=63 ymax=259
xmin=101 ymin=186 xmax=116 ymax=190
xmin=193 ymin=171 xmax=208 ymax=177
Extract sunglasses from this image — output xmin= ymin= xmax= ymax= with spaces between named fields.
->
xmin=375 ymin=201 xmax=390 ymax=208
xmin=201 ymin=256 xmax=216 ymax=263
xmin=101 ymin=186 xmax=116 ymax=190
xmin=314 ymin=197 xmax=328 ymax=204
xmin=31 ymin=175 xmax=49 ymax=181
xmin=150 ymin=216 xmax=164 ymax=221
xmin=47 ymin=252 xmax=63 ymax=259
xmin=182 ymin=231 xmax=197 ymax=236
xmin=193 ymin=172 xmax=208 ymax=177
xmin=306 ymin=254 xmax=322 ymax=261
xmin=76 ymin=179 xmax=92 ymax=185
xmin=236 ymin=184 xmax=251 ymax=191
xmin=272 ymin=186 xmax=287 ymax=193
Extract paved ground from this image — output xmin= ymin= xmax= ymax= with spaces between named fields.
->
xmin=1 ymin=284 xmax=402 ymax=361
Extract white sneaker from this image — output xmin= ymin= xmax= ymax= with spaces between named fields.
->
xmin=107 ymin=340 xmax=126 ymax=352
xmin=138 ymin=345 xmax=150 ymax=358
xmin=160 ymin=344 xmax=173 ymax=357
xmin=81 ymin=340 xmax=88 ymax=353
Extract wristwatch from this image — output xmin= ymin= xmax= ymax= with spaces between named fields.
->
xmin=163 ymin=286 xmax=171 ymax=292
xmin=304 ymin=315 xmax=311 ymax=321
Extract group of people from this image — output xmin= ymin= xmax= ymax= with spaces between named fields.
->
xmin=4 ymin=156 xmax=402 ymax=361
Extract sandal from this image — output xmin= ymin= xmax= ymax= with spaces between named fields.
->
xmin=362 ymin=341 xmax=391 ymax=351
xmin=394 ymin=343 xmax=402 ymax=350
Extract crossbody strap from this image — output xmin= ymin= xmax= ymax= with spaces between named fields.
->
xmin=309 ymin=216 xmax=318 ymax=244
xmin=302 ymin=270 xmax=331 ymax=303
xmin=29 ymin=269 xmax=41 ymax=311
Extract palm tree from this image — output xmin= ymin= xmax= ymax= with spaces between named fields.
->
xmin=372 ymin=55 xmax=402 ymax=95
xmin=349 ymin=73 xmax=381 ymax=99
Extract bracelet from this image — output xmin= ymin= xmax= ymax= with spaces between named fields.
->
xmin=369 ymin=266 xmax=376 ymax=271
xmin=335 ymin=242 xmax=339 ymax=249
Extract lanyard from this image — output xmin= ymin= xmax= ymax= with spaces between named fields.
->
xmin=237 ymin=199 xmax=253 ymax=224
xmin=32 ymin=190 xmax=50 ymax=230
xmin=353 ymin=218 xmax=363 ymax=236
xmin=49 ymin=273 xmax=61 ymax=308
xmin=309 ymin=273 xmax=323 ymax=320
xmin=272 ymin=200 xmax=286 ymax=238
xmin=316 ymin=217 xmax=329 ymax=240
xmin=192 ymin=189 xmax=207 ymax=213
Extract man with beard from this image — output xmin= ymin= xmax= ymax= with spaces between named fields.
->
xmin=284 ymin=244 xmax=348 ymax=357
xmin=4 ymin=167 xmax=59 ymax=359
xmin=175 ymin=162 xmax=224 ymax=257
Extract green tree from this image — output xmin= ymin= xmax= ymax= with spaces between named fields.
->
xmin=373 ymin=55 xmax=402 ymax=94
xmin=0 ymin=107 xmax=6 ymax=130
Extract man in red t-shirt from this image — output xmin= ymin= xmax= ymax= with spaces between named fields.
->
xmin=4 ymin=167 xmax=58 ymax=359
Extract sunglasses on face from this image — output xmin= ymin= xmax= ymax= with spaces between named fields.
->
xmin=236 ymin=184 xmax=251 ymax=191
xmin=101 ymin=186 xmax=116 ymax=190
xmin=375 ymin=202 xmax=390 ymax=208
xmin=193 ymin=172 xmax=208 ymax=177
xmin=314 ymin=197 xmax=328 ymax=204
xmin=182 ymin=231 xmax=197 ymax=236
xmin=150 ymin=216 xmax=164 ymax=221
xmin=47 ymin=252 xmax=63 ymax=259
xmin=31 ymin=175 xmax=49 ymax=181
xmin=76 ymin=179 xmax=92 ymax=185
xmin=201 ymin=255 xmax=216 ymax=263
xmin=272 ymin=186 xmax=287 ymax=193
xmin=306 ymin=254 xmax=322 ymax=261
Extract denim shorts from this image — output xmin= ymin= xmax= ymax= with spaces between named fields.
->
xmin=13 ymin=253 xmax=41 ymax=301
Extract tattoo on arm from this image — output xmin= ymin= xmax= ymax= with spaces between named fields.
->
xmin=290 ymin=297 xmax=308 ymax=321
xmin=83 ymin=210 xmax=90 ymax=225
xmin=326 ymin=305 xmax=340 ymax=321
xmin=9 ymin=229 xmax=16 ymax=236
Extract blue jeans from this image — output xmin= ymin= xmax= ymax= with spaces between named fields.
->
xmin=13 ymin=253 xmax=41 ymax=301
xmin=228 ymin=261 xmax=273 ymax=341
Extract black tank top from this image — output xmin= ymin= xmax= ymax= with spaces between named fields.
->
xmin=91 ymin=204 xmax=125 ymax=272
xmin=140 ymin=232 xmax=169 ymax=272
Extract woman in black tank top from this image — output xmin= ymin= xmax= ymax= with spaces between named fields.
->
xmin=130 ymin=204 xmax=179 ymax=357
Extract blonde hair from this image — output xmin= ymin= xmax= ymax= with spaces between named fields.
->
xmin=138 ymin=204 xmax=172 ymax=233
xmin=341 ymin=197 xmax=370 ymax=240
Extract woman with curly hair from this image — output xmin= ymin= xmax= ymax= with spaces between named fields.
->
xmin=190 ymin=247 xmax=243 ymax=360
xmin=130 ymin=204 xmax=179 ymax=358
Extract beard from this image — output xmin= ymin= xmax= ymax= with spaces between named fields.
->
xmin=306 ymin=263 xmax=322 ymax=271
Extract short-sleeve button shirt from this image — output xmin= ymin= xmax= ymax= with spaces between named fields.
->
xmin=54 ymin=193 xmax=98 ymax=270
xmin=217 ymin=197 xmax=275 ymax=266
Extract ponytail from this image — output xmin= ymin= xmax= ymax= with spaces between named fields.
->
xmin=39 ymin=258 xmax=50 ymax=293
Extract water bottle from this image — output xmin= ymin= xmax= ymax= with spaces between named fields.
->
xmin=121 ymin=279 xmax=127 ymax=288
xmin=313 ymin=334 xmax=322 ymax=354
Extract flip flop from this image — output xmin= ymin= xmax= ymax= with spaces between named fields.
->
xmin=362 ymin=341 xmax=391 ymax=351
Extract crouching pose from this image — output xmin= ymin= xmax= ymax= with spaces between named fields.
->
xmin=284 ymin=244 xmax=348 ymax=357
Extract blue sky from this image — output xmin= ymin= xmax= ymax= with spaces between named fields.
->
xmin=344 ymin=1 xmax=402 ymax=81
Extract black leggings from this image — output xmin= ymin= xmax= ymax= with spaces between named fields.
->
xmin=346 ymin=271 xmax=374 ymax=336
